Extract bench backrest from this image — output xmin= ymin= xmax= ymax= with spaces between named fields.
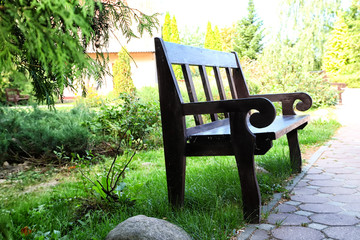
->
xmin=5 ymin=88 xmax=21 ymax=102
xmin=155 ymin=37 xmax=250 ymax=126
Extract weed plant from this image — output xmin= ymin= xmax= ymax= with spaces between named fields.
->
xmin=0 ymin=118 xmax=339 ymax=240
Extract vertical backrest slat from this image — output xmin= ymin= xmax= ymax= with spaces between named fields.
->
xmin=199 ymin=65 xmax=218 ymax=122
xmin=182 ymin=64 xmax=204 ymax=125
xmin=213 ymin=66 xmax=229 ymax=118
xmin=226 ymin=68 xmax=238 ymax=99
xmin=213 ymin=66 xmax=226 ymax=100
xmin=232 ymin=52 xmax=250 ymax=98
xmin=232 ymin=68 xmax=250 ymax=98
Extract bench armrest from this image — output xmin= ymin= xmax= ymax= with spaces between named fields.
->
xmin=182 ymin=97 xmax=276 ymax=128
xmin=249 ymin=92 xmax=312 ymax=115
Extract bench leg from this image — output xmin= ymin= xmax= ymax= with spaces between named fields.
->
xmin=230 ymin=112 xmax=261 ymax=223
xmin=287 ymin=129 xmax=302 ymax=173
xmin=164 ymin=145 xmax=186 ymax=207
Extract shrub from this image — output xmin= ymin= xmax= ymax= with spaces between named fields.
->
xmin=0 ymin=106 xmax=95 ymax=164
xmin=74 ymin=86 xmax=106 ymax=108
xmin=241 ymin=59 xmax=338 ymax=108
xmin=86 ymin=93 xmax=162 ymax=149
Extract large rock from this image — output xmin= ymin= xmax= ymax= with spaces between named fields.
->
xmin=105 ymin=215 xmax=192 ymax=240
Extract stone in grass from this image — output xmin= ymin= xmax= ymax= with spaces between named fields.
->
xmin=105 ymin=215 xmax=192 ymax=240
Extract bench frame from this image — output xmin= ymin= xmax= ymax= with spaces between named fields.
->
xmin=5 ymin=88 xmax=30 ymax=105
xmin=155 ymin=38 xmax=312 ymax=223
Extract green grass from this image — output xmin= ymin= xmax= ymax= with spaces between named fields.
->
xmin=0 ymin=118 xmax=340 ymax=240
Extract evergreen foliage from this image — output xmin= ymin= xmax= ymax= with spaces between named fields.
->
xmin=170 ymin=16 xmax=181 ymax=44
xmin=162 ymin=13 xmax=182 ymax=79
xmin=340 ymin=0 xmax=360 ymax=87
xmin=204 ymin=22 xmax=214 ymax=49
xmin=233 ymin=0 xmax=263 ymax=60
xmin=320 ymin=1 xmax=360 ymax=87
xmin=322 ymin=13 xmax=351 ymax=74
xmin=112 ymin=47 xmax=135 ymax=95
xmin=162 ymin=12 xmax=171 ymax=41
xmin=0 ymin=0 xmax=158 ymax=106
xmin=213 ymin=26 xmax=222 ymax=51
xmin=204 ymin=22 xmax=222 ymax=51
xmin=220 ymin=25 xmax=236 ymax=52
xmin=162 ymin=12 xmax=180 ymax=44
xmin=0 ymin=106 xmax=95 ymax=163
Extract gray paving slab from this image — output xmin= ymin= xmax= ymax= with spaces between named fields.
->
xmin=237 ymin=89 xmax=360 ymax=240
xmin=299 ymin=203 xmax=342 ymax=213
xmin=271 ymin=226 xmax=324 ymax=240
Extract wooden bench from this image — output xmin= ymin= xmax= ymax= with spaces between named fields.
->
xmin=154 ymin=38 xmax=312 ymax=223
xmin=330 ymin=82 xmax=346 ymax=104
xmin=5 ymin=88 xmax=30 ymax=105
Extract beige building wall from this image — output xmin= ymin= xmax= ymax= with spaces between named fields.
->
xmin=130 ymin=52 xmax=157 ymax=88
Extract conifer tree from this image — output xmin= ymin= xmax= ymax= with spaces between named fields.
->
xmin=335 ymin=0 xmax=360 ymax=86
xmin=204 ymin=22 xmax=222 ymax=51
xmin=162 ymin=13 xmax=182 ymax=79
xmin=213 ymin=26 xmax=222 ymax=51
xmin=170 ymin=16 xmax=180 ymax=44
xmin=347 ymin=0 xmax=360 ymax=71
xmin=163 ymin=12 xmax=171 ymax=41
xmin=113 ymin=47 xmax=135 ymax=95
xmin=322 ymin=13 xmax=351 ymax=74
xmin=204 ymin=22 xmax=215 ymax=50
xmin=233 ymin=0 xmax=263 ymax=59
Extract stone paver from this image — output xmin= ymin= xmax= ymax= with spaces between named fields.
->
xmin=271 ymin=226 xmax=324 ymax=240
xmin=310 ymin=213 xmax=360 ymax=226
xmin=299 ymin=203 xmax=342 ymax=213
xmin=267 ymin=213 xmax=311 ymax=226
xmin=237 ymin=89 xmax=360 ymax=240
xmin=323 ymin=226 xmax=360 ymax=240
xmin=275 ymin=204 xmax=297 ymax=213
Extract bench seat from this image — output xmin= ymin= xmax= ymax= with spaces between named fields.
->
xmin=188 ymin=115 xmax=309 ymax=139
xmin=186 ymin=115 xmax=309 ymax=156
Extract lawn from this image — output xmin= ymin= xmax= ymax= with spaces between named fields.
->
xmin=0 ymin=98 xmax=340 ymax=239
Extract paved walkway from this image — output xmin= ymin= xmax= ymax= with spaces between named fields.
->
xmin=238 ymin=88 xmax=360 ymax=240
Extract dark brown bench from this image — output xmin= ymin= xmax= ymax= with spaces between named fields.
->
xmin=154 ymin=38 xmax=312 ymax=223
xmin=330 ymin=82 xmax=346 ymax=104
xmin=5 ymin=88 xmax=30 ymax=105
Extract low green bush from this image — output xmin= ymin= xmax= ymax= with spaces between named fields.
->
xmin=0 ymin=106 xmax=95 ymax=164
xmin=85 ymin=93 xmax=162 ymax=149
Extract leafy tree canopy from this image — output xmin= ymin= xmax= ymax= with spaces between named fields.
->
xmin=279 ymin=0 xmax=340 ymax=70
xmin=0 ymin=0 xmax=158 ymax=105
